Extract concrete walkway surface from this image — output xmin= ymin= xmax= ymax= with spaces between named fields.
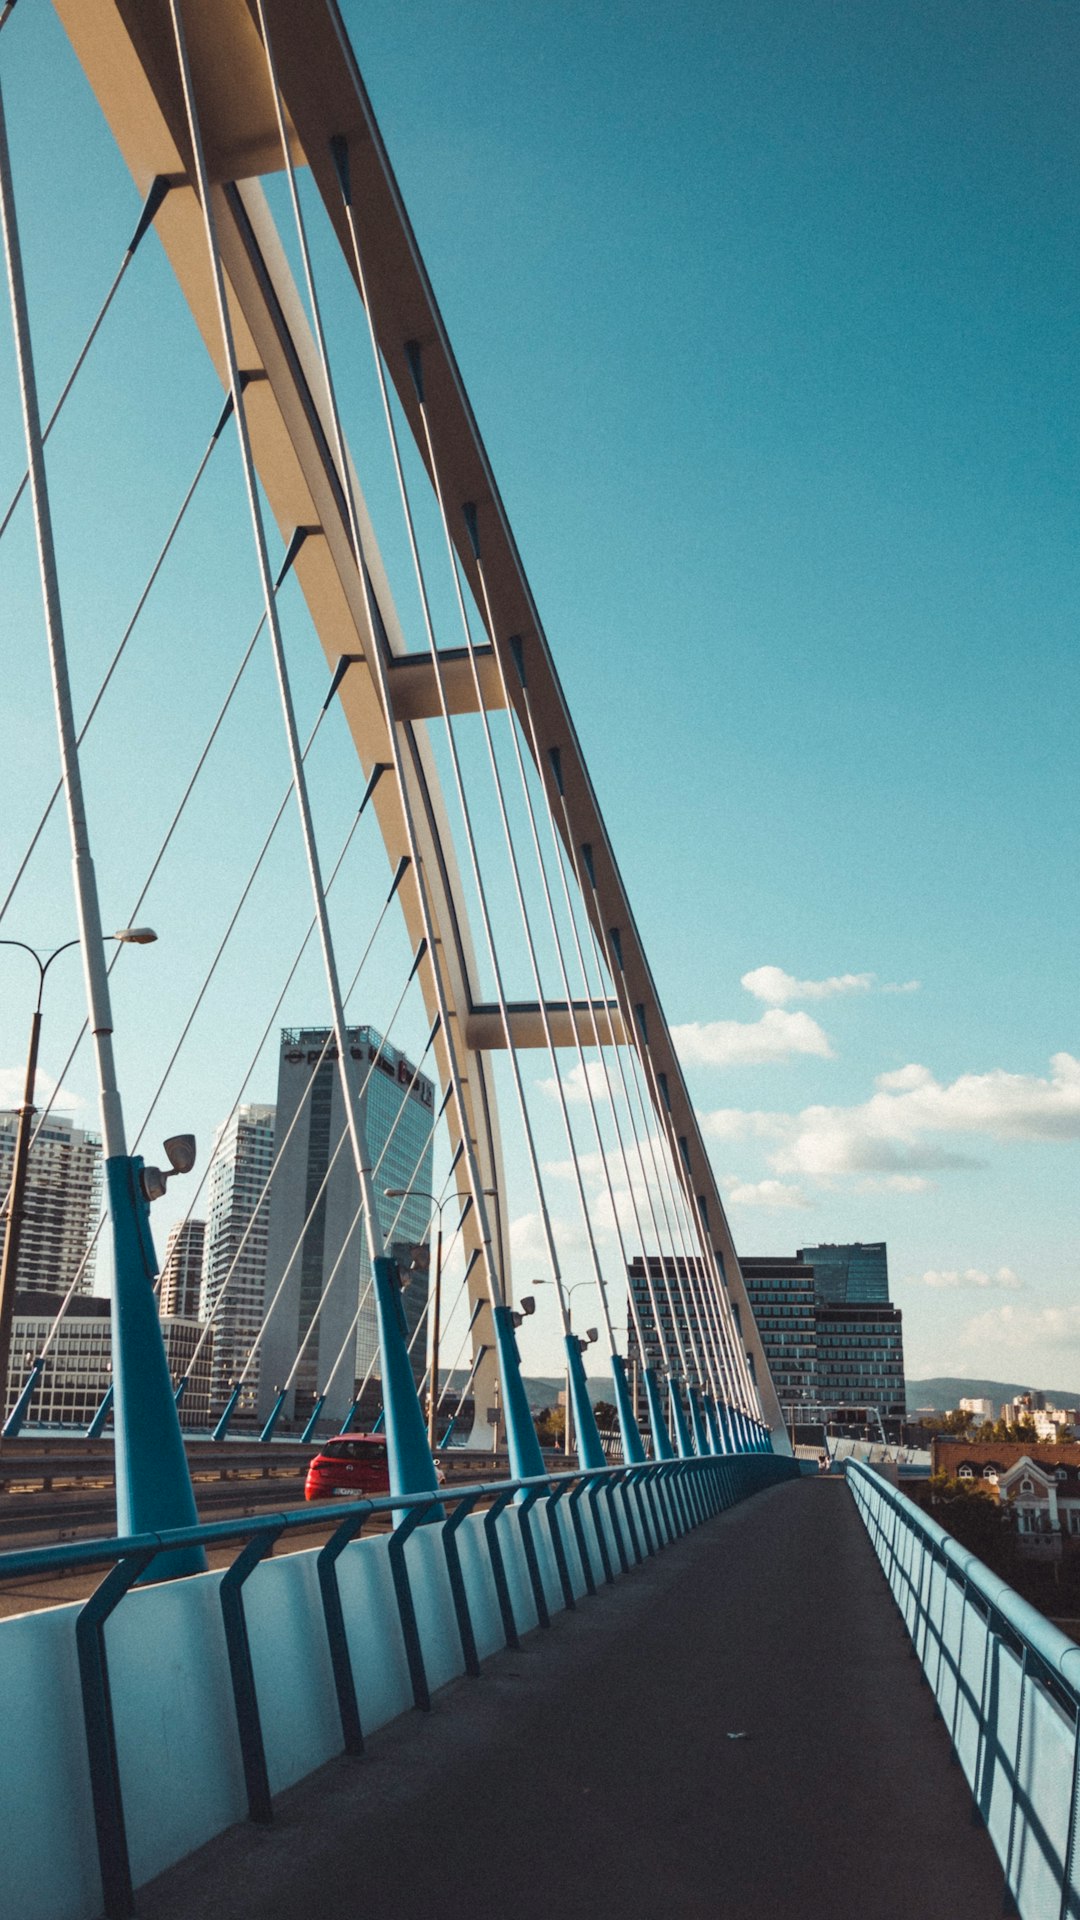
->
xmin=140 ymin=1477 xmax=1005 ymax=1920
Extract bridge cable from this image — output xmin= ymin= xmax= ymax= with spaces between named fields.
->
xmin=0 ymin=392 xmax=236 ymax=935
xmin=0 ymin=174 xmax=171 ymax=552
xmin=252 ymin=5 xmax=517 ymax=1437
xmin=169 ymin=0 xmax=391 ymax=1287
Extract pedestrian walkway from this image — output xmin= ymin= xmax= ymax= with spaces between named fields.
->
xmin=139 ymin=1478 xmax=1005 ymax=1920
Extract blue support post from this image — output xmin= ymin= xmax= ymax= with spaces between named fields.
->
xmin=300 ymin=1394 xmax=326 ymax=1444
xmin=372 ymin=1408 xmax=385 ymax=1433
xmin=565 ymin=1334 xmax=605 ymax=1471
xmin=340 ymin=1396 xmax=360 ymax=1435
xmin=643 ymin=1364 xmax=675 ymax=1460
xmin=371 ymin=1254 xmax=440 ymax=1517
xmin=173 ymin=1376 xmax=188 ymax=1412
xmin=492 ymin=1302 xmax=546 ymax=1482
xmin=704 ymin=1394 xmax=724 ymax=1456
xmin=3 ymin=1353 xmax=44 ymax=1437
xmin=687 ymin=1385 xmax=709 ymax=1456
xmin=259 ymin=1388 xmax=287 ymax=1445
xmin=86 ymin=1382 xmax=114 ymax=1440
xmin=212 ymin=1383 xmax=242 ymax=1443
xmin=610 ymin=1352 xmax=646 ymax=1464
xmin=668 ymin=1377 xmax=694 ymax=1459
xmin=107 ymin=1156 xmax=204 ymax=1576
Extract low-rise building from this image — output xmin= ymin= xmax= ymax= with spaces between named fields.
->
xmin=3 ymin=1290 xmax=212 ymax=1429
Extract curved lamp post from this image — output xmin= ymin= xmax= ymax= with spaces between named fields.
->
xmin=0 ymin=929 xmax=155 ymax=1438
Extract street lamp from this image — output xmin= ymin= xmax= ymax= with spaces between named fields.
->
xmin=0 ymin=928 xmax=157 ymax=1437
xmin=384 ymin=1184 xmax=458 ymax=1456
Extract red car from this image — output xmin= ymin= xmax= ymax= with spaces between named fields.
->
xmin=305 ymin=1434 xmax=390 ymax=1501
xmin=304 ymin=1433 xmax=447 ymax=1501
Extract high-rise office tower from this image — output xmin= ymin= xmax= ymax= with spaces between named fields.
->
xmin=0 ymin=1112 xmax=101 ymax=1295
xmin=159 ymin=1218 xmax=206 ymax=1320
xmin=258 ymin=1027 xmax=435 ymax=1432
xmin=200 ymin=1105 xmax=276 ymax=1419
xmin=797 ymin=1241 xmax=889 ymax=1305
xmin=739 ymin=1256 xmax=817 ymax=1415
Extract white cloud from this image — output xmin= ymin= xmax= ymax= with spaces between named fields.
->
xmin=673 ymin=1009 xmax=833 ymax=1068
xmin=916 ymin=1266 xmax=1023 ymax=1292
xmin=882 ymin=980 xmax=921 ymax=995
xmin=538 ymin=1060 xmax=611 ymax=1106
xmin=960 ymin=1301 xmax=1080 ymax=1356
xmin=0 ymin=1067 xmax=83 ymax=1111
xmin=741 ymin=965 xmax=873 ymax=1006
xmin=722 ymin=1176 xmax=812 ymax=1210
xmin=508 ymin=1210 xmax=589 ymax=1274
xmin=696 ymin=1052 xmax=1080 ymax=1194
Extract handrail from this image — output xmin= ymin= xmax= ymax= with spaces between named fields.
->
xmin=0 ymin=1458 xmax=699 ymax=1586
xmin=846 ymin=1459 xmax=1080 ymax=1703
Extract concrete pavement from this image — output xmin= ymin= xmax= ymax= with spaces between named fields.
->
xmin=139 ymin=1476 xmax=1005 ymax=1920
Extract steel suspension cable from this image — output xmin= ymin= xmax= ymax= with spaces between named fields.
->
xmin=0 ymin=175 xmax=170 ymax=549
xmin=0 ymin=392 xmax=235 ymax=934
xmin=252 ymin=6 xmax=511 ymax=1369
xmin=233 ymin=946 xmax=426 ymax=1390
xmin=169 ymin=0 xmax=386 ymax=1276
xmin=275 ymin=1016 xmax=441 ymax=1398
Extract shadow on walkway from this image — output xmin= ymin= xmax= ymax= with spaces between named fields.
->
xmin=141 ymin=1477 xmax=1005 ymax=1920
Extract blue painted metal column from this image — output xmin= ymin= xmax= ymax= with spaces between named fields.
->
xmin=610 ymin=1352 xmax=646 ymax=1464
xmin=687 ymin=1385 xmax=709 ymax=1456
xmin=212 ymin=1383 xmax=242 ymax=1442
xmin=492 ymin=1303 xmax=546 ymax=1482
xmin=643 ymin=1364 xmax=675 ymax=1460
xmin=259 ymin=1388 xmax=288 ymax=1444
xmin=86 ymin=1383 xmax=114 ymax=1440
xmin=565 ymin=1334 xmax=605 ymax=1470
xmin=704 ymin=1394 xmax=724 ymax=1456
xmin=668 ymin=1377 xmax=694 ymax=1458
xmin=301 ymin=1393 xmax=326 ymax=1443
xmin=109 ymin=1158 xmax=205 ymax=1573
xmin=3 ymin=1355 xmax=44 ymax=1437
xmin=371 ymin=1254 xmax=440 ymax=1517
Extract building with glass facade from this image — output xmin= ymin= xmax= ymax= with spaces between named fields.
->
xmin=200 ymin=1104 xmax=276 ymax=1421
xmin=0 ymin=1112 xmax=101 ymax=1295
xmin=814 ymin=1302 xmax=906 ymax=1424
xmin=3 ymin=1290 xmax=212 ymax=1430
xmin=739 ymin=1257 xmax=817 ymax=1414
xmin=797 ymin=1241 xmax=889 ymax=1305
xmin=159 ymin=1217 xmax=206 ymax=1320
xmin=258 ymin=1027 xmax=434 ymax=1433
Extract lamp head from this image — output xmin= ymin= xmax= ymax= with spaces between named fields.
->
xmin=113 ymin=926 xmax=157 ymax=945
xmin=519 ymin=1295 xmax=536 ymax=1316
xmin=164 ymin=1134 xmax=196 ymax=1175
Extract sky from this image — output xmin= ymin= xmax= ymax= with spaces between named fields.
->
xmin=0 ymin=0 xmax=1078 ymax=1393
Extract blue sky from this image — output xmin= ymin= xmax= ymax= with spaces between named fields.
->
xmin=0 ymin=1 xmax=1078 ymax=1391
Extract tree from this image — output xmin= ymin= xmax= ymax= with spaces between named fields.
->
xmin=935 ymin=1408 xmax=975 ymax=1436
xmin=593 ymin=1400 xmax=618 ymax=1432
xmin=534 ymin=1404 xmax=566 ymax=1448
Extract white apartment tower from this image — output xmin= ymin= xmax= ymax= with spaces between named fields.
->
xmin=200 ymin=1105 xmax=275 ymax=1419
xmin=159 ymin=1217 xmax=207 ymax=1321
xmin=0 ymin=1112 xmax=101 ymax=1294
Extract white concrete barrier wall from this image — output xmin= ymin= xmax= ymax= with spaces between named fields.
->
xmin=0 ymin=1473 xmax=689 ymax=1920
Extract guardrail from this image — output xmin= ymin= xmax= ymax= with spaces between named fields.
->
xmin=846 ymin=1457 xmax=1080 ymax=1918
xmin=0 ymin=1451 xmax=796 ymax=1920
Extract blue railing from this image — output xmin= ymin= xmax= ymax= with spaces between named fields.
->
xmin=0 ymin=1452 xmax=796 ymax=1920
xmin=847 ymin=1458 xmax=1080 ymax=1918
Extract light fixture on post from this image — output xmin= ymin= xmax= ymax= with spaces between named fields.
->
xmin=140 ymin=1134 xmax=196 ymax=1204
xmin=0 ymin=927 xmax=157 ymax=1442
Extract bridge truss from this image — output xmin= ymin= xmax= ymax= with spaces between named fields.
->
xmin=0 ymin=0 xmax=784 ymax=1529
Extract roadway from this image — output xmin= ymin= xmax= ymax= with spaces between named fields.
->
xmin=137 ymin=1475 xmax=1005 ymax=1920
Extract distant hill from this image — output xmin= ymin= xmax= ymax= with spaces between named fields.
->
xmin=907 ymin=1376 xmax=1080 ymax=1413
xmin=443 ymin=1370 xmax=611 ymax=1411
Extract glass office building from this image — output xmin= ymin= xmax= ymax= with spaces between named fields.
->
xmin=258 ymin=1027 xmax=434 ymax=1433
xmin=797 ymin=1241 xmax=890 ymax=1305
